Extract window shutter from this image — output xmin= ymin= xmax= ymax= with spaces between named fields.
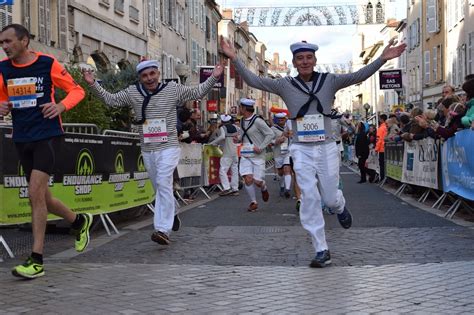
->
xmin=58 ymin=0 xmax=67 ymax=49
xmin=192 ymin=41 xmax=197 ymax=71
xmin=426 ymin=0 xmax=438 ymax=33
xmin=432 ymin=46 xmax=437 ymax=82
xmin=148 ymin=0 xmax=154 ymax=29
xmin=22 ymin=0 xmax=31 ymax=31
xmin=46 ymin=0 xmax=51 ymax=45
xmin=0 ymin=6 xmax=12 ymax=29
xmin=424 ymin=50 xmax=430 ymax=85
xmin=439 ymin=45 xmax=444 ymax=78
xmin=469 ymin=32 xmax=474 ymax=74
xmin=39 ymin=0 xmax=46 ymax=44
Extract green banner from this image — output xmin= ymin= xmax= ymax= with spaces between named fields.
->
xmin=385 ymin=141 xmax=404 ymax=182
xmin=0 ymin=128 xmax=154 ymax=225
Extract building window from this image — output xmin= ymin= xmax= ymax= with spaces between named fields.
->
xmin=469 ymin=32 xmax=474 ymax=74
xmin=426 ymin=0 xmax=439 ymax=33
xmin=22 ymin=0 xmax=31 ymax=32
xmin=365 ymin=2 xmax=373 ymax=24
xmin=58 ymin=0 xmax=67 ymax=49
xmin=424 ymin=50 xmax=430 ymax=85
xmin=148 ymin=0 xmax=159 ymax=30
xmin=114 ymin=0 xmax=124 ymax=15
xmin=375 ymin=1 xmax=384 ymax=23
xmin=129 ymin=5 xmax=139 ymax=23
xmin=192 ymin=40 xmax=198 ymax=72
xmin=38 ymin=0 xmax=51 ymax=46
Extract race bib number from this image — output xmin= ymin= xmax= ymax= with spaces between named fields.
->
xmin=296 ymin=114 xmax=325 ymax=142
xmin=240 ymin=143 xmax=255 ymax=157
xmin=7 ymin=77 xmax=37 ymax=109
xmin=143 ymin=118 xmax=168 ymax=143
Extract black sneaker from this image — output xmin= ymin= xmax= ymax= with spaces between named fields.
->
xmin=284 ymin=189 xmax=291 ymax=199
xmin=337 ymin=207 xmax=352 ymax=229
xmin=295 ymin=199 xmax=301 ymax=212
xmin=310 ymin=250 xmax=331 ymax=268
xmin=172 ymin=214 xmax=181 ymax=232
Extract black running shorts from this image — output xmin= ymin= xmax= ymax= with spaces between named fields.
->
xmin=15 ymin=136 xmax=63 ymax=181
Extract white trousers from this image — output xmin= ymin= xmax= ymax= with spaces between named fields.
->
xmin=219 ymin=156 xmax=239 ymax=191
xmin=290 ymin=142 xmax=345 ymax=253
xmin=142 ymin=147 xmax=181 ymax=234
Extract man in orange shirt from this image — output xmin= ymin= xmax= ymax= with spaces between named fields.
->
xmin=375 ymin=114 xmax=388 ymax=181
xmin=0 ymin=24 xmax=92 ymax=279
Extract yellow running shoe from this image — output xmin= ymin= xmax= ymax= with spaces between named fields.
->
xmin=75 ymin=213 xmax=93 ymax=252
xmin=12 ymin=257 xmax=44 ymax=279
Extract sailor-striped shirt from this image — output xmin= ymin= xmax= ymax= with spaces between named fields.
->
xmin=91 ymin=77 xmax=217 ymax=152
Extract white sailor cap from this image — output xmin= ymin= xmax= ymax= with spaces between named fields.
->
xmin=239 ymin=98 xmax=255 ymax=107
xmin=136 ymin=60 xmax=160 ymax=74
xmin=275 ymin=112 xmax=287 ymax=118
xmin=290 ymin=41 xmax=319 ymax=55
xmin=220 ymin=114 xmax=232 ymax=122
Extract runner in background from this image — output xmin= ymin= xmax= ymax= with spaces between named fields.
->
xmin=209 ymin=114 xmax=240 ymax=196
xmin=238 ymin=98 xmax=275 ymax=212
xmin=271 ymin=112 xmax=292 ymax=198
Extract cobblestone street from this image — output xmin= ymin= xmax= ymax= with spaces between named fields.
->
xmin=1 ymin=168 xmax=474 ymax=314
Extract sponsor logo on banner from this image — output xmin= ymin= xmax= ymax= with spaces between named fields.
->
xmin=133 ymin=154 xmax=149 ymax=188
xmin=108 ymin=150 xmax=131 ymax=192
xmin=63 ymin=149 xmax=103 ymax=195
xmin=3 ymin=163 xmax=53 ymax=198
xmin=401 ymin=138 xmax=440 ymax=189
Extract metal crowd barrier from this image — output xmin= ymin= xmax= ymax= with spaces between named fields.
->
xmin=63 ymin=123 xmax=100 ymax=135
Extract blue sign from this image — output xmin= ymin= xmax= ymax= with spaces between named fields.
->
xmin=441 ymin=129 xmax=474 ymax=201
xmin=0 ymin=0 xmax=14 ymax=4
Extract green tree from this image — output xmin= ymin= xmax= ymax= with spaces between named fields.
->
xmin=60 ymin=64 xmax=138 ymax=132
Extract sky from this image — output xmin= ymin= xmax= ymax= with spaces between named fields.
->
xmin=216 ymin=0 xmax=407 ymax=67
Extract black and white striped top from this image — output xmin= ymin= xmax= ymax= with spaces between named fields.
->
xmin=91 ymin=77 xmax=217 ymax=152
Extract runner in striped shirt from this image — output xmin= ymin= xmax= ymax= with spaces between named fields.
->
xmin=82 ymin=59 xmax=224 ymax=245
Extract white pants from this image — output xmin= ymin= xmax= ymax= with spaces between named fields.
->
xmin=239 ymin=156 xmax=266 ymax=181
xmin=290 ymin=142 xmax=345 ymax=253
xmin=142 ymin=147 xmax=181 ymax=234
xmin=219 ymin=156 xmax=239 ymax=191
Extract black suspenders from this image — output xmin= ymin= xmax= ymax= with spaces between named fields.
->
xmin=288 ymin=72 xmax=331 ymax=119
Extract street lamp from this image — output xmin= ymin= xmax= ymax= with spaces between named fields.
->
xmin=175 ymin=62 xmax=190 ymax=85
xmin=363 ymin=103 xmax=371 ymax=121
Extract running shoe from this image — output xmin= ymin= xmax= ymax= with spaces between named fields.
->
xmin=261 ymin=189 xmax=269 ymax=202
xmin=247 ymin=202 xmax=258 ymax=212
xmin=12 ymin=257 xmax=44 ymax=279
xmin=75 ymin=213 xmax=93 ymax=252
xmin=310 ymin=250 xmax=332 ymax=268
xmin=337 ymin=207 xmax=353 ymax=229
xmin=151 ymin=231 xmax=170 ymax=245
xmin=219 ymin=189 xmax=233 ymax=196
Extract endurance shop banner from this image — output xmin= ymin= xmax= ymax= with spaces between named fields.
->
xmin=401 ymin=138 xmax=440 ymax=189
xmin=441 ymin=130 xmax=474 ymax=201
xmin=0 ymin=129 xmax=154 ymax=225
xmin=385 ymin=141 xmax=404 ymax=181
